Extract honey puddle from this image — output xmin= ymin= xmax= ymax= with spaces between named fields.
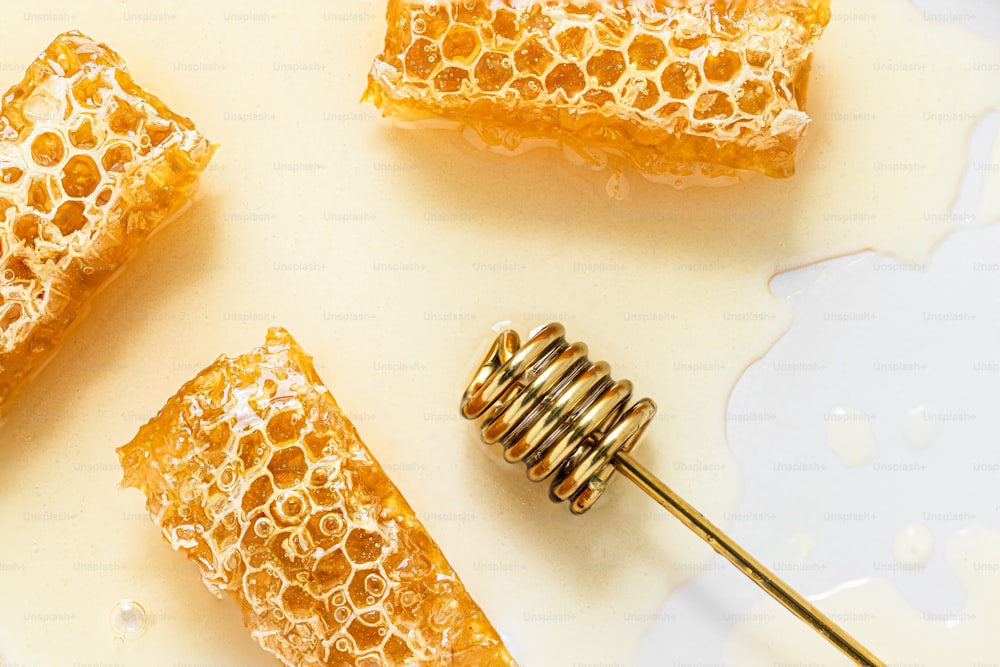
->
xmin=725 ymin=526 xmax=1000 ymax=666
xmin=0 ymin=0 xmax=996 ymax=665
xmin=694 ymin=139 xmax=1000 ymax=663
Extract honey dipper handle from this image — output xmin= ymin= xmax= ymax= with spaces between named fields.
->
xmin=612 ymin=451 xmax=885 ymax=667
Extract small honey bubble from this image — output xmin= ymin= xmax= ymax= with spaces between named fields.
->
xmin=320 ymin=512 xmax=345 ymax=537
xmin=280 ymin=492 xmax=305 ymax=518
xmin=110 ymin=599 xmax=148 ymax=642
xmin=365 ymin=573 xmax=386 ymax=596
xmin=253 ymin=517 xmax=274 ymax=538
xmin=218 ymin=466 xmax=237 ymax=490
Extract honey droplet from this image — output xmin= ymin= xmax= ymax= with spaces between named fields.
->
xmin=365 ymin=573 xmax=386 ymax=597
xmin=319 ymin=512 xmax=345 ymax=538
xmin=893 ymin=523 xmax=934 ymax=567
xmin=109 ymin=599 xmax=148 ymax=642
xmin=253 ymin=517 xmax=274 ymax=538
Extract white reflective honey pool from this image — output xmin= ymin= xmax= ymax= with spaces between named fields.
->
xmin=1 ymin=1 xmax=998 ymax=665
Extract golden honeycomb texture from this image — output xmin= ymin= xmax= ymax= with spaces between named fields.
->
xmin=364 ymin=0 xmax=830 ymax=182
xmin=0 ymin=31 xmax=215 ymax=413
xmin=117 ymin=327 xmax=517 ymax=667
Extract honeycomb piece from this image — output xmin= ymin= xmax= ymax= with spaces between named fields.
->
xmin=117 ymin=327 xmax=517 ymax=667
xmin=0 ymin=31 xmax=215 ymax=412
xmin=363 ymin=1 xmax=830 ymax=182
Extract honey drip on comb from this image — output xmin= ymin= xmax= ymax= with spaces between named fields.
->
xmin=117 ymin=327 xmax=518 ymax=667
xmin=364 ymin=0 xmax=831 ymax=182
xmin=0 ymin=31 xmax=215 ymax=413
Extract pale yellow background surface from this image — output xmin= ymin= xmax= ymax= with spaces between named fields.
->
xmin=0 ymin=1 xmax=997 ymax=666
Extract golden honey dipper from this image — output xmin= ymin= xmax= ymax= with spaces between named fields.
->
xmin=460 ymin=322 xmax=885 ymax=666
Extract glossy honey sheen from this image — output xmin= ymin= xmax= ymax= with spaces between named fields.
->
xmin=117 ymin=327 xmax=518 ymax=667
xmin=0 ymin=31 xmax=215 ymax=413
xmin=365 ymin=0 xmax=830 ymax=182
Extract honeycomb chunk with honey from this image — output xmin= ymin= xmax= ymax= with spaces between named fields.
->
xmin=117 ymin=327 xmax=517 ymax=667
xmin=0 ymin=31 xmax=215 ymax=413
xmin=364 ymin=0 xmax=831 ymax=182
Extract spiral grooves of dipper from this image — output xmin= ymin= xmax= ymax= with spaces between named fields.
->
xmin=461 ymin=323 xmax=656 ymax=513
